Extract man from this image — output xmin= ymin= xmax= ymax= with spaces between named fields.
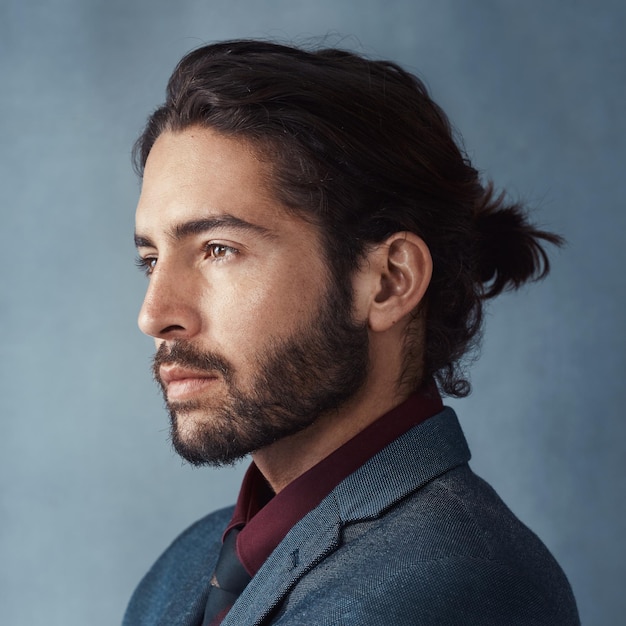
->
xmin=124 ymin=40 xmax=579 ymax=625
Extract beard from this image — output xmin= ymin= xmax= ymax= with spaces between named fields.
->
xmin=152 ymin=277 xmax=369 ymax=467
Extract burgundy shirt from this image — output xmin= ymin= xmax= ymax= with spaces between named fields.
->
xmin=225 ymin=383 xmax=443 ymax=577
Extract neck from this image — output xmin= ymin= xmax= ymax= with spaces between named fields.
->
xmin=252 ymin=374 xmax=408 ymax=493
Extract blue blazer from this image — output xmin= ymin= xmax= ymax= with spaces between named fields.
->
xmin=123 ymin=408 xmax=580 ymax=625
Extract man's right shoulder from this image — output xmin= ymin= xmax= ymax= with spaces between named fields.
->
xmin=122 ymin=505 xmax=234 ymax=626
xmin=163 ymin=505 xmax=235 ymax=557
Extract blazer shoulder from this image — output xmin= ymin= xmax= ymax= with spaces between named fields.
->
xmin=151 ymin=505 xmax=234 ymax=570
xmin=271 ymin=465 xmax=580 ymax=625
xmin=123 ymin=506 xmax=234 ymax=626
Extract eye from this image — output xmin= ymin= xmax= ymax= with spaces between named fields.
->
xmin=135 ymin=255 xmax=157 ymax=276
xmin=204 ymin=243 xmax=238 ymax=260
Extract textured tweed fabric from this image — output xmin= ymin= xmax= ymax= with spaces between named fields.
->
xmin=123 ymin=408 xmax=580 ymax=625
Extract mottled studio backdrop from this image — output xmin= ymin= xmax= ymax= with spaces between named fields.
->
xmin=1 ymin=1 xmax=624 ymax=624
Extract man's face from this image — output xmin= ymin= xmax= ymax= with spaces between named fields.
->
xmin=135 ymin=127 xmax=369 ymax=466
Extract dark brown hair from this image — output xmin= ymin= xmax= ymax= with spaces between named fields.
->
xmin=133 ymin=40 xmax=562 ymax=397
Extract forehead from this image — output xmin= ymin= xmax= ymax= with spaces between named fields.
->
xmin=135 ymin=126 xmax=300 ymax=237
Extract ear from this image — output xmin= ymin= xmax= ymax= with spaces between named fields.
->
xmin=363 ymin=232 xmax=432 ymax=333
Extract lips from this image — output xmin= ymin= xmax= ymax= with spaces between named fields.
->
xmin=159 ymin=365 xmax=218 ymax=401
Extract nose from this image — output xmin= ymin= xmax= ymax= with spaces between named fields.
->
xmin=138 ymin=262 xmax=202 ymax=340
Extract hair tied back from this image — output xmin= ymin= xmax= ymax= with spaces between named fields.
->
xmin=473 ymin=183 xmax=564 ymax=299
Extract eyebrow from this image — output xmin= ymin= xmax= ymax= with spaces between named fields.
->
xmin=134 ymin=214 xmax=276 ymax=248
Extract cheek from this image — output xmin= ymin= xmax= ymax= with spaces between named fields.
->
xmin=206 ymin=274 xmax=322 ymax=346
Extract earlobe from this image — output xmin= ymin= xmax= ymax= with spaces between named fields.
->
xmin=367 ymin=232 xmax=432 ymax=333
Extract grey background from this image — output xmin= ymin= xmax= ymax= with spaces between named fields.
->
xmin=1 ymin=1 xmax=624 ymax=624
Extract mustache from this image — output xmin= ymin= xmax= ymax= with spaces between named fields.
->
xmin=152 ymin=341 xmax=233 ymax=383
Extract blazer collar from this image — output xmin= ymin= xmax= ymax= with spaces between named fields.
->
xmin=223 ymin=407 xmax=470 ymax=625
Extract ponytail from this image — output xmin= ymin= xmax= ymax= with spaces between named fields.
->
xmin=423 ymin=183 xmax=563 ymax=398
xmin=473 ymin=183 xmax=564 ymax=299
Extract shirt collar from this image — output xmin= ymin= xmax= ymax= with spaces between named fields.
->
xmin=226 ymin=381 xmax=443 ymax=576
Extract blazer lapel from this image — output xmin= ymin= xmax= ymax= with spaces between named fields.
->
xmin=223 ymin=495 xmax=343 ymax=625
xmin=221 ymin=408 xmax=469 ymax=625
